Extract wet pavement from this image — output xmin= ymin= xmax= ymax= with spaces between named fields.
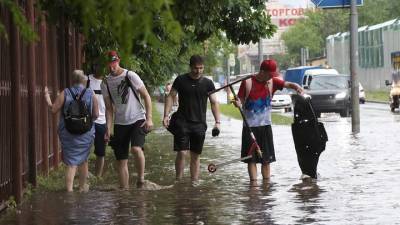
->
xmin=1 ymin=102 xmax=400 ymax=224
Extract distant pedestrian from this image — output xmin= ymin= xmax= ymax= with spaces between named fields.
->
xmin=165 ymin=82 xmax=178 ymax=110
xmin=88 ymin=64 xmax=107 ymax=177
xmin=165 ymin=82 xmax=172 ymax=98
xmin=101 ymin=51 xmax=153 ymax=189
xmin=44 ymin=70 xmax=99 ymax=192
xmin=233 ymin=59 xmax=303 ymax=184
xmin=163 ymin=55 xmax=221 ymax=183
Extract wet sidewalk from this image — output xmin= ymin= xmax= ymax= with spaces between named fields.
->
xmin=1 ymin=103 xmax=400 ymax=224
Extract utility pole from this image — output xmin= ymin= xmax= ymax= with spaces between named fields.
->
xmin=258 ymin=39 xmax=263 ymax=68
xmin=227 ymin=53 xmax=236 ymax=103
xmin=226 ymin=58 xmax=230 ymax=103
xmin=350 ymin=0 xmax=360 ymax=133
xmin=301 ymin=47 xmax=309 ymax=66
xmin=311 ymin=0 xmax=361 ymax=134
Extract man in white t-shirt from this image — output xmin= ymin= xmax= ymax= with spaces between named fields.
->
xmin=88 ymin=64 xmax=107 ymax=177
xmin=101 ymin=51 xmax=153 ymax=189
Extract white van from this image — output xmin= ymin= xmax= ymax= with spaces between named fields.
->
xmin=302 ymin=69 xmax=339 ymax=89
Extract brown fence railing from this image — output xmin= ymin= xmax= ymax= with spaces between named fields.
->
xmin=0 ymin=0 xmax=84 ymax=209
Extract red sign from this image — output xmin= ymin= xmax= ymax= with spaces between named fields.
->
xmin=278 ymin=18 xmax=298 ymax=27
xmin=266 ymin=8 xmax=305 ymax=17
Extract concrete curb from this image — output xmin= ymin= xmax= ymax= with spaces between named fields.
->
xmin=365 ymin=100 xmax=389 ymax=104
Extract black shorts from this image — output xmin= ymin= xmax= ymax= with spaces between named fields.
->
xmin=94 ymin=123 xmax=107 ymax=157
xmin=112 ymin=120 xmax=147 ymax=160
xmin=174 ymin=121 xmax=206 ymax=155
xmin=241 ymin=125 xmax=276 ymax=164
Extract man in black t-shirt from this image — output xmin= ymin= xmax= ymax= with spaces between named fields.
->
xmin=163 ymin=55 xmax=221 ymax=183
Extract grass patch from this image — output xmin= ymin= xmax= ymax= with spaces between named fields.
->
xmin=218 ymin=103 xmax=242 ymax=119
xmin=151 ymin=99 xmax=162 ymax=127
xmin=219 ymin=103 xmax=292 ymax=125
xmin=37 ymin=166 xmax=67 ymax=192
xmin=272 ymin=113 xmax=293 ymax=125
xmin=366 ymin=90 xmax=389 ymax=102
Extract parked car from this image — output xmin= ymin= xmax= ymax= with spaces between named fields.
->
xmin=272 ymin=89 xmax=292 ymax=112
xmin=305 ymin=74 xmax=351 ymax=117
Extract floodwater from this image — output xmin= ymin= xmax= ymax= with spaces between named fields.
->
xmin=1 ymin=103 xmax=400 ymax=225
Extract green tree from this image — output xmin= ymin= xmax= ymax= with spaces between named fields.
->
xmin=173 ymin=0 xmax=276 ymax=44
xmin=38 ymin=0 xmax=183 ymax=60
xmin=81 ymin=0 xmax=276 ymax=86
xmin=272 ymin=53 xmax=296 ymax=71
xmin=0 ymin=0 xmax=38 ymax=42
xmin=1 ymin=0 xmax=276 ymax=87
xmin=358 ymin=0 xmax=400 ymax=26
xmin=281 ymin=9 xmax=348 ymax=66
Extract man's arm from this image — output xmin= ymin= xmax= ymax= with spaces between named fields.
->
xmin=91 ymin=93 xmax=99 ymax=120
xmin=103 ymin=95 xmax=113 ymax=142
xmin=233 ymin=81 xmax=246 ymax=108
xmin=137 ymin=86 xmax=153 ymax=131
xmin=163 ymin=88 xmax=177 ymax=127
xmin=284 ymin=81 xmax=304 ymax=95
xmin=209 ymin=93 xmax=221 ymax=129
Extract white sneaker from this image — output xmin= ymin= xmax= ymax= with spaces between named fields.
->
xmin=300 ymin=174 xmax=311 ymax=180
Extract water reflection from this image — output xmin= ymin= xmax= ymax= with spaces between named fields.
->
xmin=240 ymin=181 xmax=277 ymax=225
xmin=172 ymin=184 xmax=212 ymax=225
xmin=109 ymin=190 xmax=149 ymax=225
xmin=289 ymin=179 xmax=322 ymax=224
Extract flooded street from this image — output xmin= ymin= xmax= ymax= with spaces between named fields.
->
xmin=1 ymin=103 xmax=400 ymax=225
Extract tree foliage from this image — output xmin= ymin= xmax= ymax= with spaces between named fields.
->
xmin=1 ymin=0 xmax=276 ymax=87
xmin=38 ymin=0 xmax=183 ymax=60
xmin=281 ymin=9 xmax=348 ymax=66
xmin=173 ymin=0 xmax=276 ymax=44
xmin=0 ymin=0 xmax=38 ymax=42
xmin=358 ymin=0 xmax=400 ymax=26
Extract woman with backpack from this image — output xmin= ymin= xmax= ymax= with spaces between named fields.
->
xmin=44 ymin=70 xmax=99 ymax=192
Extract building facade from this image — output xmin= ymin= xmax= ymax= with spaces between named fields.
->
xmin=237 ymin=0 xmax=313 ymax=74
xmin=327 ymin=18 xmax=400 ymax=90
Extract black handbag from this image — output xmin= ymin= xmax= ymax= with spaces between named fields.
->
xmin=167 ymin=112 xmax=186 ymax=136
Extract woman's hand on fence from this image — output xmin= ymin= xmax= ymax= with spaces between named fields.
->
xmin=44 ymin=86 xmax=52 ymax=107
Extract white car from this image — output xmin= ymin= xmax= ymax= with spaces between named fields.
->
xmin=272 ymin=89 xmax=292 ymax=112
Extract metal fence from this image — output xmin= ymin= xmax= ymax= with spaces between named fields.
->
xmin=0 ymin=0 xmax=84 ymax=209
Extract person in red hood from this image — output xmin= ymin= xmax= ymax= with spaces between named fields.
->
xmin=233 ymin=59 xmax=303 ymax=185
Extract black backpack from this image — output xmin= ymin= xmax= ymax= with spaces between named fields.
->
xmin=64 ymin=88 xmax=92 ymax=134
